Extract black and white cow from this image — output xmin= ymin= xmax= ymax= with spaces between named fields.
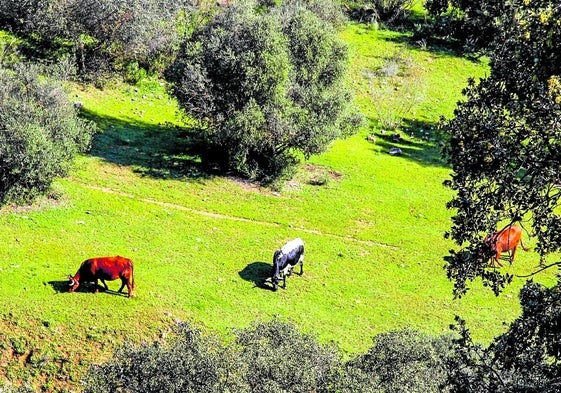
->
xmin=269 ymin=238 xmax=304 ymax=291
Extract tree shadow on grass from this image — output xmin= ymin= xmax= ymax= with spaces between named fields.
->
xmin=82 ymin=108 xmax=212 ymax=181
xmin=239 ymin=261 xmax=275 ymax=291
xmin=368 ymin=118 xmax=447 ymax=167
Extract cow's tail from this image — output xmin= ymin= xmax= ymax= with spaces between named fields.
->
xmin=131 ymin=260 xmax=135 ymax=290
xmin=520 ymin=239 xmax=530 ymax=252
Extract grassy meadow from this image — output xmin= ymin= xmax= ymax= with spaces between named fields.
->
xmin=0 ymin=22 xmax=556 ymax=390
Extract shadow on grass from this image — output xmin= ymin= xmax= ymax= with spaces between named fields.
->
xmin=48 ymin=280 xmax=70 ymax=293
xmin=368 ymin=118 xmax=447 ymax=167
xmin=381 ymin=32 xmax=483 ymax=61
xmin=239 ymin=261 xmax=275 ymax=291
xmin=48 ymin=280 xmax=129 ymax=297
xmin=82 ymin=108 xmax=212 ymax=181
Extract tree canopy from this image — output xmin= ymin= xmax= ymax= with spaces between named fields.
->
xmin=0 ymin=63 xmax=95 ymax=205
xmin=165 ymin=0 xmax=362 ymax=181
xmin=443 ymin=0 xmax=561 ymax=297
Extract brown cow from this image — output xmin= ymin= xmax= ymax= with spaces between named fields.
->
xmin=68 ymin=256 xmax=134 ymax=297
xmin=483 ymin=225 xmax=529 ymax=267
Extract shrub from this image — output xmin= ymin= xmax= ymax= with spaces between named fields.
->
xmin=272 ymin=0 xmax=348 ymax=28
xmin=346 ymin=0 xmax=414 ymax=26
xmin=0 ymin=63 xmax=95 ymax=205
xmin=166 ymin=0 xmax=362 ymax=181
xmin=0 ymin=0 xmax=197 ymax=82
xmin=343 ymin=329 xmax=453 ymax=392
xmin=82 ymin=323 xmax=247 ymax=393
xmin=420 ymin=0 xmax=505 ymax=54
xmin=83 ymin=321 xmax=461 ymax=393
xmin=235 ymin=321 xmax=342 ymax=392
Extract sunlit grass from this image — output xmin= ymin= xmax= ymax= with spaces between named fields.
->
xmin=0 ymin=23 xmax=553 ymax=391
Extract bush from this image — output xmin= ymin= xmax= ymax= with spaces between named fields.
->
xmin=343 ymin=329 xmax=453 ymax=392
xmin=83 ymin=321 xmax=458 ymax=393
xmin=346 ymin=0 xmax=414 ymax=26
xmin=235 ymin=321 xmax=342 ymax=392
xmin=420 ymin=0 xmax=504 ymax=54
xmin=166 ymin=0 xmax=362 ymax=181
xmin=0 ymin=63 xmax=95 ymax=205
xmin=82 ymin=323 xmax=247 ymax=393
xmin=272 ymin=0 xmax=348 ymax=28
xmin=0 ymin=0 xmax=197 ymax=82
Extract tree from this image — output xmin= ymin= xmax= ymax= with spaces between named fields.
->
xmin=166 ymin=0 xmax=362 ymax=181
xmin=235 ymin=321 xmax=342 ymax=393
xmin=343 ymin=329 xmax=453 ymax=392
xmin=0 ymin=0 xmax=197 ymax=82
xmin=442 ymin=0 xmax=561 ymax=297
xmin=83 ymin=320 xmax=455 ymax=393
xmin=82 ymin=323 xmax=247 ymax=393
xmin=446 ymin=281 xmax=561 ymax=392
xmin=0 ymin=63 xmax=96 ymax=205
xmin=422 ymin=0 xmax=505 ymax=54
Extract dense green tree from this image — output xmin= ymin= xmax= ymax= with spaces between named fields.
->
xmin=422 ymin=0 xmax=505 ymax=53
xmin=0 ymin=0 xmax=196 ymax=81
xmin=446 ymin=280 xmax=561 ymax=392
xmin=235 ymin=321 xmax=342 ymax=392
xmin=0 ymin=63 xmax=95 ymax=205
xmin=441 ymin=0 xmax=561 ymax=387
xmin=83 ymin=320 xmax=457 ymax=393
xmin=442 ymin=0 xmax=561 ymax=297
xmin=166 ymin=0 xmax=362 ymax=181
xmin=343 ymin=329 xmax=453 ymax=392
xmin=346 ymin=0 xmax=415 ymax=26
xmin=82 ymin=323 xmax=247 ymax=393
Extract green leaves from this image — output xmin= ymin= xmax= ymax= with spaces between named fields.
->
xmin=0 ymin=64 xmax=96 ymax=205
xmin=443 ymin=0 xmax=561 ymax=296
xmin=166 ymin=0 xmax=363 ymax=182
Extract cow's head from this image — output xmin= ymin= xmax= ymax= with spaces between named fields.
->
xmin=477 ymin=238 xmax=496 ymax=265
xmin=68 ymin=275 xmax=79 ymax=292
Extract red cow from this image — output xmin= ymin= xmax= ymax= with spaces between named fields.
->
xmin=483 ymin=225 xmax=529 ymax=267
xmin=68 ymin=256 xmax=134 ymax=297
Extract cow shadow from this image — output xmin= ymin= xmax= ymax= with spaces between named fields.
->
xmin=239 ymin=261 xmax=275 ymax=291
xmin=47 ymin=280 xmax=128 ymax=296
xmin=48 ymin=280 xmax=70 ymax=293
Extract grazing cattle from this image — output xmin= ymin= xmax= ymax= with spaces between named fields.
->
xmin=68 ymin=256 xmax=134 ymax=297
xmin=269 ymin=238 xmax=304 ymax=291
xmin=483 ymin=225 xmax=529 ymax=267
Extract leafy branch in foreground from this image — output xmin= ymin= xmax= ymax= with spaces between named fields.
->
xmin=442 ymin=0 xmax=561 ymax=297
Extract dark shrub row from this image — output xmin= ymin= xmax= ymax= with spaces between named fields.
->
xmin=82 ymin=321 xmax=453 ymax=393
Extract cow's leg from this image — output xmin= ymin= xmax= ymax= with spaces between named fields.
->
xmin=493 ymin=251 xmax=503 ymax=267
xmin=94 ymin=279 xmax=100 ymax=293
xmin=118 ymin=278 xmax=126 ymax=293
xmin=298 ymin=255 xmax=304 ymax=275
xmin=510 ymin=246 xmax=518 ymax=264
xmin=101 ymin=279 xmax=109 ymax=290
xmin=125 ymin=279 xmax=133 ymax=297
xmin=282 ymin=273 xmax=287 ymax=289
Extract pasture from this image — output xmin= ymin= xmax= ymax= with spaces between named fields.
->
xmin=0 ymin=23 xmax=555 ymax=390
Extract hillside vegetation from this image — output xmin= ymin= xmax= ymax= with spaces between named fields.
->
xmin=0 ymin=22 xmax=555 ymax=391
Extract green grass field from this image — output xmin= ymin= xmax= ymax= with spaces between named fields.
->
xmin=0 ymin=23 xmax=555 ymax=391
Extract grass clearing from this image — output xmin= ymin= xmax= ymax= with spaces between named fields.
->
xmin=1 ymin=23 xmax=555 ymax=391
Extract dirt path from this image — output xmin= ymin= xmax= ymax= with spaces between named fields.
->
xmin=81 ymin=183 xmax=398 ymax=250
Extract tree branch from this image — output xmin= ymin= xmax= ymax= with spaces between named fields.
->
xmin=516 ymin=261 xmax=561 ymax=278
